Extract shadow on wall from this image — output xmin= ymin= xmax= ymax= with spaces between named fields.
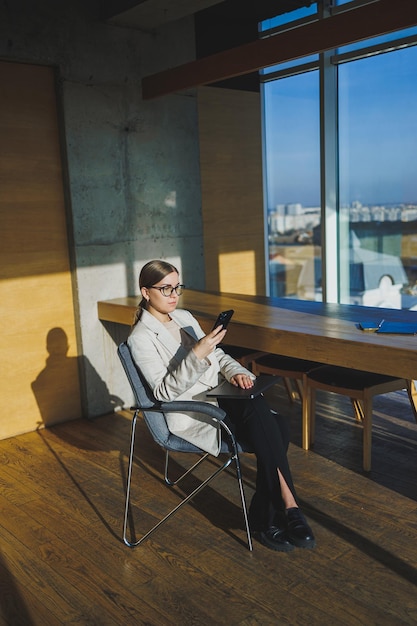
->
xmin=31 ymin=327 xmax=123 ymax=426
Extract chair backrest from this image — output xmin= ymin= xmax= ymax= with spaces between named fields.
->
xmin=117 ymin=341 xmax=157 ymax=409
xmin=118 ymin=341 xmax=174 ymax=448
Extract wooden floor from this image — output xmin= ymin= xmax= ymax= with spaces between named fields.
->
xmin=1 ymin=383 xmax=417 ymax=625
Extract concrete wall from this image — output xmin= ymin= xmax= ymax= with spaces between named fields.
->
xmin=0 ymin=0 xmax=204 ymax=416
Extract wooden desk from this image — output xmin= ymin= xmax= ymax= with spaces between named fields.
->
xmin=99 ymin=291 xmax=417 ymax=469
xmin=98 ymin=290 xmax=417 ymax=380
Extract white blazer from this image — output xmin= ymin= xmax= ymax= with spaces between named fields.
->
xmin=127 ymin=308 xmax=253 ymax=455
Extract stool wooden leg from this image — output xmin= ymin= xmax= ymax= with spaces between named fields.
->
xmin=362 ymin=394 xmax=373 ymax=472
xmin=302 ymin=374 xmax=314 ymax=450
xmin=352 ymin=398 xmax=364 ymax=422
xmin=406 ymin=380 xmax=417 ymax=424
xmin=283 ymin=377 xmax=296 ymax=403
xmin=294 ymin=378 xmax=304 ymax=401
xmin=310 ymin=387 xmax=316 ymax=446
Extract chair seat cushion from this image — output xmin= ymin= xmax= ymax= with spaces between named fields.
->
xmin=145 ymin=412 xmax=252 ymax=454
xmin=307 ymin=365 xmax=404 ymax=391
xmin=222 ymin=345 xmax=261 ymax=359
xmin=255 ymin=353 xmax=320 ymax=373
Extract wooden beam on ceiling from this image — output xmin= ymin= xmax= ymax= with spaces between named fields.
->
xmin=142 ymin=0 xmax=417 ymax=99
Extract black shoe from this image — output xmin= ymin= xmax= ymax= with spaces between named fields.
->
xmin=253 ymin=526 xmax=295 ymax=552
xmin=285 ymin=507 xmax=316 ymax=549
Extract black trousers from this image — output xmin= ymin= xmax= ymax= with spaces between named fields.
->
xmin=218 ymin=394 xmax=298 ymax=530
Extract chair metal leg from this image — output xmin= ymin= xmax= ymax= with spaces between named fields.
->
xmin=123 ymin=409 xmax=140 ymax=547
xmin=164 ymin=450 xmax=209 ymax=486
xmin=220 ymin=419 xmax=253 ymax=552
xmin=122 ymin=411 xmax=253 ymax=550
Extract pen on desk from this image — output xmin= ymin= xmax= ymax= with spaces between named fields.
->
xmin=378 ymin=319 xmax=385 ymax=329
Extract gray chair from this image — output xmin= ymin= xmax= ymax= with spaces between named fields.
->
xmin=117 ymin=341 xmax=253 ymax=550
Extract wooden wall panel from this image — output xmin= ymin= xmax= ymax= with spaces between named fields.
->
xmin=198 ymin=86 xmax=266 ymax=294
xmin=0 ymin=61 xmax=81 ymax=439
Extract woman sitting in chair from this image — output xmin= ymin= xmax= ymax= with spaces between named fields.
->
xmin=128 ymin=259 xmax=315 ymax=552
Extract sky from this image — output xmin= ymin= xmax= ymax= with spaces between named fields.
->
xmin=262 ymin=12 xmax=417 ymax=209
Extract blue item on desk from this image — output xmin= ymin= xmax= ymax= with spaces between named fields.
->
xmin=376 ymin=321 xmax=417 ymax=335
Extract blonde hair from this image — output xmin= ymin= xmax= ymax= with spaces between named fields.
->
xmin=132 ymin=259 xmax=179 ymax=326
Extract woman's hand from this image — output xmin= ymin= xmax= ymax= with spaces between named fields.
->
xmin=230 ymin=374 xmax=255 ymax=389
xmin=193 ymin=326 xmax=227 ymax=360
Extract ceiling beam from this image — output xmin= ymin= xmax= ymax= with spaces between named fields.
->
xmin=105 ymin=0 xmax=226 ymax=30
xmin=142 ymin=0 xmax=417 ymax=99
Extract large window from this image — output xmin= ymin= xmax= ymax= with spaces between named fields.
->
xmin=263 ymin=71 xmax=320 ymax=298
xmin=261 ymin=7 xmax=417 ymax=309
xmin=338 ymin=46 xmax=417 ymax=308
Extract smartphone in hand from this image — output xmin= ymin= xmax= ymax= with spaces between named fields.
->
xmin=212 ymin=309 xmax=234 ymax=331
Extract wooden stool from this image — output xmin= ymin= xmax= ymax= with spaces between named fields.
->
xmin=252 ymin=353 xmax=321 ymax=403
xmin=302 ymin=365 xmax=408 ymax=472
xmin=221 ymin=345 xmax=267 ymax=372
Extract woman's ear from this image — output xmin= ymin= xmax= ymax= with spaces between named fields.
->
xmin=140 ymin=286 xmax=149 ymax=302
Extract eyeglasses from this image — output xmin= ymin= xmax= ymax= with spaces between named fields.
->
xmin=148 ymin=284 xmax=185 ymax=297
